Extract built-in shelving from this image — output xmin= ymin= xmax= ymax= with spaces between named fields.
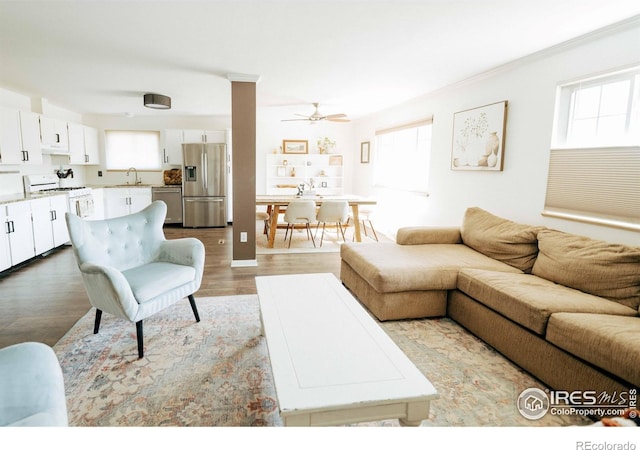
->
xmin=266 ymin=153 xmax=344 ymax=195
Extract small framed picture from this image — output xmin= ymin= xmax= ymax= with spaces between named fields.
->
xmin=360 ymin=141 xmax=370 ymax=163
xmin=321 ymin=181 xmax=328 ymax=188
xmin=282 ymin=140 xmax=308 ymax=154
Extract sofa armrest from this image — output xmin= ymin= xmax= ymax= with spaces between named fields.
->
xmin=396 ymin=226 xmax=462 ymax=245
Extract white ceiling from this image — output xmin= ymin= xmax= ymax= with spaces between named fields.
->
xmin=1 ymin=0 xmax=639 ymax=120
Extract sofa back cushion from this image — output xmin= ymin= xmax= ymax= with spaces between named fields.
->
xmin=532 ymin=229 xmax=640 ymax=310
xmin=460 ymin=207 xmax=543 ymax=273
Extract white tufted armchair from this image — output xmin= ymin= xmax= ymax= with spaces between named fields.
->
xmin=65 ymin=201 xmax=205 ymax=358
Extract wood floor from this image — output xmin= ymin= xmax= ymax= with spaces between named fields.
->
xmin=0 ymin=225 xmax=341 ymax=349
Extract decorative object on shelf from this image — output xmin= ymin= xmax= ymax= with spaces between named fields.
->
xmin=317 ymin=137 xmax=336 ymax=154
xmin=143 ymin=93 xmax=171 ymax=110
xmin=283 ymin=140 xmax=308 ymax=154
xmin=329 ymin=155 xmax=343 ymax=166
xmin=290 ymin=167 xmax=296 ymax=177
xmin=451 ymin=100 xmax=507 ymax=171
xmin=360 ymin=141 xmax=370 ymax=163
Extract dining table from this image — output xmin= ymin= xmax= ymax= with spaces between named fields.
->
xmin=256 ymin=194 xmax=377 ymax=248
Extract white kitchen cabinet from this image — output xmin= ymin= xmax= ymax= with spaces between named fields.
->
xmin=0 ymin=207 xmax=11 ymax=271
xmin=182 ymin=129 xmax=226 ymax=144
xmin=0 ymin=108 xmax=43 ymax=165
xmin=90 ymin=188 xmax=105 ymax=220
xmin=39 ymin=116 xmax=69 ymax=152
xmin=67 ymin=122 xmax=85 ymax=164
xmin=19 ymin=111 xmax=43 ymax=165
xmin=4 ymin=200 xmax=35 ymax=266
xmin=104 ymin=188 xmax=152 ymax=219
xmin=162 ymin=129 xmax=183 ymax=166
xmin=31 ymin=195 xmax=69 ymax=254
xmin=0 ymin=106 xmax=22 ymax=164
xmin=68 ymin=123 xmax=100 ymax=165
xmin=83 ymin=126 xmax=100 ymax=164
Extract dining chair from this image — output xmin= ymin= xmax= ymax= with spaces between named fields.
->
xmin=348 ymin=205 xmax=379 ymax=242
xmin=315 ymin=200 xmax=349 ymax=247
xmin=256 ymin=208 xmax=270 ymax=235
xmin=65 ymin=201 xmax=205 ymax=358
xmin=283 ymin=200 xmax=317 ymax=248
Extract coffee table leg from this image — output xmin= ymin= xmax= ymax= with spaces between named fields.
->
xmin=399 ymin=401 xmax=430 ymax=426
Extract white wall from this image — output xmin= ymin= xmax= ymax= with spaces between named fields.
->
xmin=350 ymin=20 xmax=640 ymax=246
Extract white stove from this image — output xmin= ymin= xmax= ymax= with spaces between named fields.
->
xmin=24 ymin=174 xmax=94 ymax=217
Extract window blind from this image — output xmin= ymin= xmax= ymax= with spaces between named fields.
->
xmin=542 ymin=146 xmax=640 ymax=231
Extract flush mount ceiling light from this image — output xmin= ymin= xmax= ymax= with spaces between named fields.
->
xmin=143 ymin=93 xmax=171 ymax=109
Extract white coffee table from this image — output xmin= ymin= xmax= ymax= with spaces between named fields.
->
xmin=255 ymin=273 xmax=438 ymax=426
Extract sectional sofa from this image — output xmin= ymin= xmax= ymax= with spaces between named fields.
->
xmin=340 ymin=207 xmax=640 ymax=394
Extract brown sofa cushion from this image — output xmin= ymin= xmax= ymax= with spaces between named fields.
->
xmin=460 ymin=207 xmax=544 ymax=273
xmin=532 ymin=229 xmax=640 ymax=310
xmin=547 ymin=313 xmax=640 ymax=387
xmin=457 ymin=269 xmax=638 ymax=335
xmin=340 ymin=242 xmax=521 ymax=294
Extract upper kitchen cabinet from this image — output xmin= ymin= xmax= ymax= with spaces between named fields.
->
xmin=182 ymin=129 xmax=226 ymax=144
xmin=162 ymin=129 xmax=227 ymax=167
xmin=83 ymin=126 xmax=100 ymax=164
xmin=162 ymin=129 xmax=183 ymax=166
xmin=0 ymin=106 xmax=22 ymax=164
xmin=68 ymin=123 xmax=100 ymax=165
xmin=19 ymin=111 xmax=43 ymax=165
xmin=0 ymin=107 xmax=43 ymax=165
xmin=39 ymin=116 xmax=69 ymax=153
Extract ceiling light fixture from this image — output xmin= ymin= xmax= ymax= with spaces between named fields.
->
xmin=143 ymin=93 xmax=171 ymax=109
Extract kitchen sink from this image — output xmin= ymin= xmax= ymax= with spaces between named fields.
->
xmin=108 ymin=183 xmax=153 ymax=187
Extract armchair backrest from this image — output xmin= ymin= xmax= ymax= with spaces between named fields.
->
xmin=65 ymin=201 xmax=168 ymax=271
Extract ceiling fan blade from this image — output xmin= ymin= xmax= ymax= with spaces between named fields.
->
xmin=324 ymin=113 xmax=347 ymax=119
xmin=327 ymin=118 xmax=351 ymax=122
xmin=281 ymin=118 xmax=311 ymax=122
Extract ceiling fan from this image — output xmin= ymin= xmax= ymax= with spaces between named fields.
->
xmin=282 ymin=103 xmax=350 ymax=123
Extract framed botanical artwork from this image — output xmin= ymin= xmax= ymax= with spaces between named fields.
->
xmin=451 ymin=100 xmax=507 ymax=171
xmin=282 ymin=139 xmax=308 ymax=154
xmin=360 ymin=141 xmax=370 ymax=163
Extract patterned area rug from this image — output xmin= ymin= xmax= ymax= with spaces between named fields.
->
xmin=54 ymin=295 xmax=592 ymax=427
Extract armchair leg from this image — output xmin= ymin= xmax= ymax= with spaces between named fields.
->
xmin=94 ymin=309 xmax=102 ymax=334
xmin=136 ymin=320 xmax=144 ymax=359
xmin=188 ymin=294 xmax=201 ymax=322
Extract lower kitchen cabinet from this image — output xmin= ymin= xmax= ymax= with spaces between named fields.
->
xmin=0 ymin=207 xmax=11 ymax=271
xmin=103 ymin=188 xmax=152 ymax=219
xmin=3 ymin=200 xmax=36 ymax=266
xmin=30 ymin=195 xmax=69 ymax=254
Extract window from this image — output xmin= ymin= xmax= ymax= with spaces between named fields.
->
xmin=105 ymin=130 xmax=161 ymax=170
xmin=544 ymin=65 xmax=640 ymax=231
xmin=552 ymin=66 xmax=639 ymax=147
xmin=374 ymin=119 xmax=432 ymax=193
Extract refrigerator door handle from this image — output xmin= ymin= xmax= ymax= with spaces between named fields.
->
xmin=184 ymin=198 xmax=224 ymax=202
xmin=203 ymin=152 xmax=209 ymax=190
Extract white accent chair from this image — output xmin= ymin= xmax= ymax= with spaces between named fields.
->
xmin=65 ymin=201 xmax=205 ymax=358
xmin=315 ymin=200 xmax=349 ymax=247
xmin=0 ymin=342 xmax=68 ymax=426
xmin=283 ymin=200 xmax=317 ymax=248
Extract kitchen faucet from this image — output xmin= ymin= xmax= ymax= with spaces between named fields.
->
xmin=126 ymin=167 xmax=141 ymax=185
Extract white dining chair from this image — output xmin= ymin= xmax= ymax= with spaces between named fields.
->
xmin=283 ymin=200 xmax=317 ymax=248
xmin=315 ymin=200 xmax=349 ymax=247
xmin=348 ymin=205 xmax=379 ymax=242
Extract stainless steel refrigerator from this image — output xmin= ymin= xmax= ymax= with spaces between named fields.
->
xmin=182 ymin=143 xmax=227 ymax=227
